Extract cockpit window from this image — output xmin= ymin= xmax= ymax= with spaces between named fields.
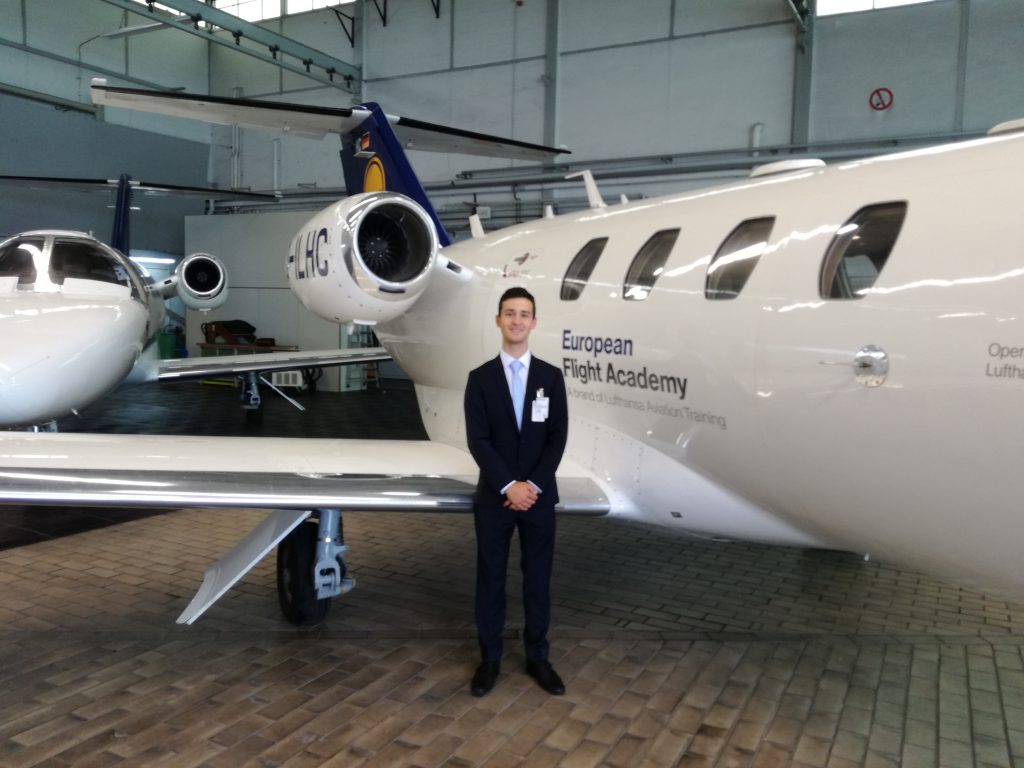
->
xmin=0 ymin=238 xmax=43 ymax=285
xmin=561 ymin=237 xmax=608 ymax=301
xmin=50 ymin=240 xmax=133 ymax=290
xmin=623 ymin=229 xmax=679 ymax=301
xmin=820 ymin=203 xmax=907 ymax=299
xmin=705 ymin=217 xmax=774 ymax=300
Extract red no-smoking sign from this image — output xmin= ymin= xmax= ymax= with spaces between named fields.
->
xmin=869 ymin=87 xmax=894 ymax=111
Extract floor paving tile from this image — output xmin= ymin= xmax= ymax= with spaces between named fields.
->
xmin=1 ymin=383 xmax=1023 ymax=765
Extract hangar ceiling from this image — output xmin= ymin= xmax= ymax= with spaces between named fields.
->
xmin=95 ymin=0 xmax=360 ymax=93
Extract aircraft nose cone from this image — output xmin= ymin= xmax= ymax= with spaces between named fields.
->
xmin=0 ymin=296 xmax=147 ymax=426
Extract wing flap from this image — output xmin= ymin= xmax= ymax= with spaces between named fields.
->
xmin=178 ymin=508 xmax=311 ymax=626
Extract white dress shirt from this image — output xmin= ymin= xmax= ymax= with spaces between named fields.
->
xmin=499 ymin=349 xmax=531 ymax=397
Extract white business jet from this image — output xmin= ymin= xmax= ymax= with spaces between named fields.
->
xmin=1 ymin=78 xmax=1022 ymax=627
xmin=0 ymin=174 xmax=390 ymax=427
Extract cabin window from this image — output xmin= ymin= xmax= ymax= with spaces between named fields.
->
xmin=561 ymin=237 xmax=608 ymax=301
xmin=820 ymin=203 xmax=907 ymax=299
xmin=50 ymin=240 xmax=133 ymax=290
xmin=0 ymin=237 xmax=43 ymax=285
xmin=623 ymin=229 xmax=679 ymax=301
xmin=705 ymin=217 xmax=774 ymax=300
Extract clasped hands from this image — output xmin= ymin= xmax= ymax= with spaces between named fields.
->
xmin=504 ymin=481 xmax=538 ymax=511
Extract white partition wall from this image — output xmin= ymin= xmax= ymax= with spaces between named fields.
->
xmin=185 ymin=210 xmax=354 ymax=391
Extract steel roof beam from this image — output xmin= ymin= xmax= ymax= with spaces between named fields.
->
xmin=94 ymin=0 xmax=360 ymax=94
xmin=786 ymin=0 xmax=810 ymax=32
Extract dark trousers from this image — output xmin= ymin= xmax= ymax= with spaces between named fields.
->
xmin=474 ymin=502 xmax=556 ymax=663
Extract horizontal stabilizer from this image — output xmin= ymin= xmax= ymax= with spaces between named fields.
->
xmin=90 ymin=79 xmax=569 ymax=162
xmin=92 ymin=80 xmax=352 ymax=139
xmin=390 ymin=116 xmax=570 ymax=162
xmin=0 ymin=175 xmax=278 ymax=201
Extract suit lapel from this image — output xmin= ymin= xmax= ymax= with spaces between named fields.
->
xmin=521 ymin=358 xmax=543 ymax=436
xmin=491 ymin=356 xmax=518 ymax=430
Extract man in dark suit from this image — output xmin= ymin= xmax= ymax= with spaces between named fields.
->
xmin=463 ymin=286 xmax=569 ymax=697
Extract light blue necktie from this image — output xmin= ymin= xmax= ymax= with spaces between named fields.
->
xmin=510 ymin=359 xmax=524 ymax=429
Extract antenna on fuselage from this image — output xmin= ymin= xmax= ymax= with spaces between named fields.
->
xmin=469 ymin=212 xmax=485 ymax=238
xmin=566 ymin=170 xmax=606 ymax=210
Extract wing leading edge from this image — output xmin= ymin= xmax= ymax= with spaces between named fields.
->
xmin=0 ymin=433 xmax=609 ymax=516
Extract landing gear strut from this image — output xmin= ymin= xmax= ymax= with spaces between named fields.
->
xmin=241 ymin=372 xmax=263 ymax=424
xmin=276 ymin=508 xmax=354 ymax=626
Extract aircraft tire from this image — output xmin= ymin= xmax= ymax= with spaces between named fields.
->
xmin=277 ymin=520 xmax=331 ymax=626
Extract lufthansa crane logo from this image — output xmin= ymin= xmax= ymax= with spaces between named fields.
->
xmin=363 ymin=157 xmax=386 ymax=192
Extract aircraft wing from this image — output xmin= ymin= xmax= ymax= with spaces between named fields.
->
xmin=0 ymin=432 xmax=608 ymax=516
xmin=90 ymin=79 xmax=569 ymax=162
xmin=156 ymin=346 xmax=392 ymax=380
xmin=0 ymin=432 xmax=608 ymax=623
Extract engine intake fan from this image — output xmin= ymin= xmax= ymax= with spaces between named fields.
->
xmin=176 ymin=252 xmax=228 ymax=310
xmin=288 ymin=192 xmax=440 ymax=325
xmin=356 ymin=203 xmax=434 ymax=285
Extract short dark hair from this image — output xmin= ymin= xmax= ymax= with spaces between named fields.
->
xmin=498 ymin=286 xmax=536 ymax=317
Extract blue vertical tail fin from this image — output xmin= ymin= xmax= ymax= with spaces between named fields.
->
xmin=87 ymin=80 xmax=571 ymax=249
xmin=340 ymin=104 xmax=452 ymax=247
xmin=110 ymin=174 xmax=132 ymax=255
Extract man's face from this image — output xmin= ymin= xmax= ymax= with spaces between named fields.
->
xmin=496 ymin=297 xmax=537 ymax=347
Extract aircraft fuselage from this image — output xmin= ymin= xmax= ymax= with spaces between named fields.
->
xmin=377 ymin=130 xmax=1024 ymax=599
xmin=0 ymin=231 xmax=156 ymax=426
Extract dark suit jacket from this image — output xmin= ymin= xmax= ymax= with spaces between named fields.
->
xmin=464 ymin=354 xmax=568 ymax=508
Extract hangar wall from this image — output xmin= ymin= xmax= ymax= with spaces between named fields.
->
xmin=0 ymin=0 xmax=212 ymax=251
xmin=4 ymin=1 xmax=1023 ymax=215
xmin=206 ymin=0 xmax=1024 ymax=200
xmin=0 ymin=1 xmax=210 ymax=139
xmin=2 ymin=0 xmax=1024 ymax=376
xmin=0 ymin=94 xmax=209 ymax=251
xmin=812 ymin=0 xmax=1024 ymax=139
xmin=185 ymin=210 xmax=349 ymax=390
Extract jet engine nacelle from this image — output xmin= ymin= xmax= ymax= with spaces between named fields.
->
xmin=287 ymin=192 xmax=439 ymax=325
xmin=176 ymin=252 xmax=228 ymax=311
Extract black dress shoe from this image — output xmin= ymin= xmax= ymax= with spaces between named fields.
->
xmin=525 ymin=659 xmax=565 ymax=695
xmin=470 ymin=662 xmax=500 ymax=697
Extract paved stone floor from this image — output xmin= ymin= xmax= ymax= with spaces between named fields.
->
xmin=0 ymin=382 xmax=1022 ymax=766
